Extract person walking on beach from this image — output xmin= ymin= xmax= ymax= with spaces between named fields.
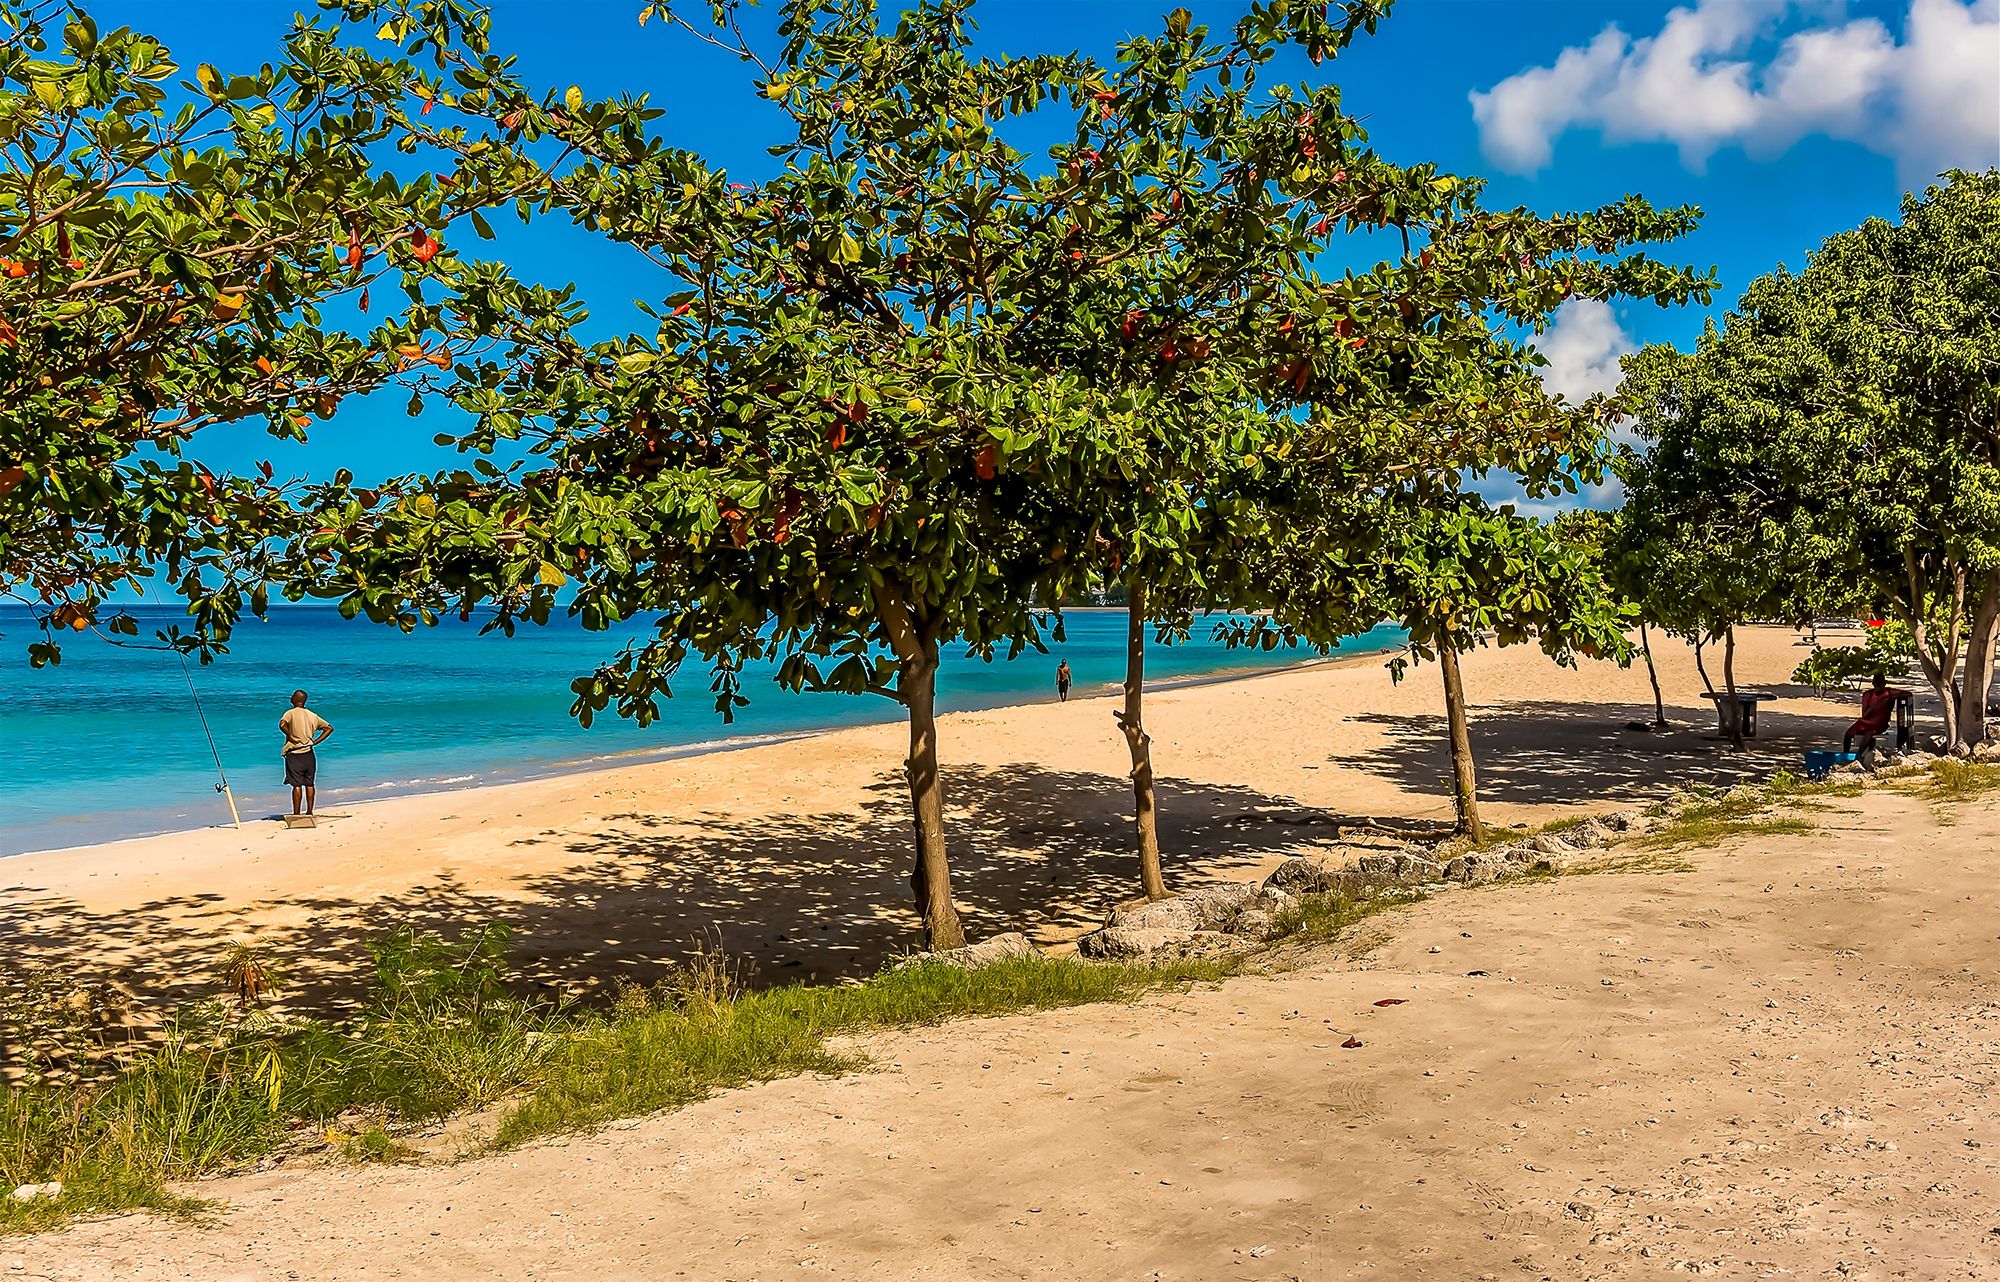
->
xmin=1056 ymin=660 xmax=1072 ymax=702
xmin=279 ymin=690 xmax=333 ymax=816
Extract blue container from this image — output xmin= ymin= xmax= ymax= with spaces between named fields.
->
xmin=1804 ymin=750 xmax=1859 ymax=781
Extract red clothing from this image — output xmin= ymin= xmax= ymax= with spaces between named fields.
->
xmin=1849 ymin=687 xmax=1900 ymax=736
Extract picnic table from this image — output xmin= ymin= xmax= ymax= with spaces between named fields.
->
xmin=1701 ymin=691 xmax=1776 ymax=739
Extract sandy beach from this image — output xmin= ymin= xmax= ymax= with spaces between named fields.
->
xmin=7 ymin=683 xmax=1999 ymax=1279
xmin=6 ymin=625 xmax=1871 ymax=1008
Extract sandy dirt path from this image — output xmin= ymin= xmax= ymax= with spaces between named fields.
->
xmin=4 ymin=626 xmax=1880 ymax=1007
xmin=8 ymin=783 xmax=1996 ymax=1281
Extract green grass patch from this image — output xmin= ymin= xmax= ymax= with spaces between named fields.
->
xmin=495 ymin=951 xmax=1235 ymax=1147
xmin=1261 ymin=885 xmax=1429 ymax=947
xmin=1561 ymin=849 xmax=1700 ymax=876
xmin=3 ymin=923 xmax=1253 ymax=1231
xmin=1636 ymin=772 xmax=1850 ymax=851
xmin=1921 ymin=758 xmax=2000 ymax=803
xmin=1884 ymin=757 xmax=2000 ymax=824
xmin=0 ymin=875 xmax=1462 ymax=1232
xmin=338 ymin=1126 xmax=418 ymax=1165
xmin=1 ymin=923 xmax=568 ymax=1234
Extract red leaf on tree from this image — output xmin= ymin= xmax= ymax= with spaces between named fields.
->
xmin=826 ymin=423 xmax=847 ymax=450
xmin=974 ymin=443 xmax=998 ymax=481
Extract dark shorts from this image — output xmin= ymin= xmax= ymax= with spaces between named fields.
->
xmin=284 ymin=750 xmax=317 ymax=788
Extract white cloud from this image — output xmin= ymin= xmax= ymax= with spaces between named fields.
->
xmin=1534 ymin=299 xmax=1636 ymax=403
xmin=1470 ymin=0 xmax=2000 ymax=185
xmin=1465 ymin=302 xmax=1638 ymax=515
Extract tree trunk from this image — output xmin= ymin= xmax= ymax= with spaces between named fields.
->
xmin=1692 ymin=635 xmax=1715 ymax=696
xmin=1438 ymin=643 xmax=1485 ymax=841
xmin=1639 ymin=621 xmax=1668 ymax=727
xmin=901 ymin=651 xmax=965 ymax=950
xmin=1957 ymin=570 xmax=2000 ymax=750
xmin=1719 ymin=626 xmax=1746 ymax=751
xmin=873 ymin=581 xmax=965 ymax=951
xmin=1901 ymin=551 xmax=1963 ymax=752
xmin=1117 ymin=582 xmax=1168 ymax=900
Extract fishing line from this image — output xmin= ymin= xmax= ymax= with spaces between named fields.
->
xmin=82 ymin=622 xmax=245 ymax=830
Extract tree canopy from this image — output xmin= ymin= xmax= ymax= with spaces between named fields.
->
xmin=1615 ymin=169 xmax=2000 ymax=751
xmin=0 ymin=0 xmax=588 ymax=663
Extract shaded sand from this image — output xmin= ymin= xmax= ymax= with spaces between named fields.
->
xmin=7 ymin=782 xmax=1997 ymax=1279
xmin=2 ymin=625 xmax=1887 ymax=1008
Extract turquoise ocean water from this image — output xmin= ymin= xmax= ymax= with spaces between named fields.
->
xmin=0 ymin=604 xmax=1404 ymax=855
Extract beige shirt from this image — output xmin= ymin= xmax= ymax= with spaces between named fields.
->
xmin=279 ymin=707 xmax=330 ymax=755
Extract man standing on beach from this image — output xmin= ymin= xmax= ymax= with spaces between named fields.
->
xmin=1056 ymin=659 xmax=1072 ymax=702
xmin=279 ymin=690 xmax=333 ymax=817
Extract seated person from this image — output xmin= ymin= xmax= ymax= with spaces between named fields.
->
xmin=1843 ymin=674 xmax=1908 ymax=753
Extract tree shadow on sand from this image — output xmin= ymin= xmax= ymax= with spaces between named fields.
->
xmin=4 ymin=762 xmax=1436 ymax=1025
xmin=1340 ymin=685 xmax=1921 ymax=810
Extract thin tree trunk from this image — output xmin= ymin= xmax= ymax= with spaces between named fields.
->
xmin=1901 ymin=550 xmax=1963 ymax=752
xmin=1438 ymin=643 xmax=1485 ymax=841
xmin=874 ymin=581 xmax=965 ymax=951
xmin=1956 ymin=569 xmax=2000 ymax=750
xmin=1639 ymin=621 xmax=1668 ymax=727
xmin=1693 ymin=635 xmax=1715 ymax=696
xmin=1720 ymin=626 xmax=1746 ymax=751
xmin=901 ymin=651 xmax=965 ymax=950
xmin=1117 ymin=582 xmax=1167 ymax=900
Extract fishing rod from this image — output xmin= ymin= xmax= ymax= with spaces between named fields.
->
xmin=175 ymin=647 xmax=242 ymax=829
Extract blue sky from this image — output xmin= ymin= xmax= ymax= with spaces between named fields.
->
xmin=99 ymin=0 xmax=2000 ymax=484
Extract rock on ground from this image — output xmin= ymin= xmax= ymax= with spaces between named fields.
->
xmin=903 ymin=932 xmax=1039 ymax=970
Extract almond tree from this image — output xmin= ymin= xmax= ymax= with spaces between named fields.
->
xmin=0 ymin=0 xmax=588 ymax=663
xmin=1615 ymin=173 xmax=2000 ymax=752
xmin=288 ymin=0 xmax=1402 ymax=946
xmin=1225 ymin=176 xmax=1714 ymax=833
